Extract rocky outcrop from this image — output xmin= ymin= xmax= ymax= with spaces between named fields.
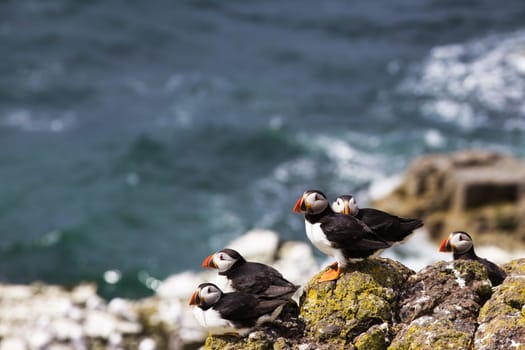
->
xmin=299 ymin=259 xmax=413 ymax=349
xmin=371 ymin=150 xmax=525 ymax=250
xmin=0 ymin=283 xmax=170 ymax=350
xmin=1 ymin=255 xmax=523 ymax=350
xmin=390 ymin=260 xmax=492 ymax=350
xmin=204 ymin=257 xmax=525 ymax=350
xmin=474 ymin=258 xmax=525 ymax=350
xmin=0 ymin=229 xmax=319 ymax=350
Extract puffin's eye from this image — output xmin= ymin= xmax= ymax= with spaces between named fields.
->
xmin=219 ymin=254 xmax=224 ymax=260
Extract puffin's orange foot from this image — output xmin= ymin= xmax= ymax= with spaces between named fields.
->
xmin=318 ymin=266 xmax=342 ymax=282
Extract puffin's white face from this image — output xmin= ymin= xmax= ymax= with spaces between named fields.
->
xmin=331 ymin=195 xmax=359 ymax=216
xmin=294 ymin=190 xmax=329 ymax=215
xmin=448 ymin=231 xmax=473 ymax=254
xmin=213 ymin=251 xmax=238 ymax=273
xmin=198 ymin=284 xmax=222 ymax=306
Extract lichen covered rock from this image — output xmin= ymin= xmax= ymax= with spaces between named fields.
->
xmin=389 ymin=260 xmax=492 ymax=350
xmin=299 ymin=258 xmax=413 ymax=348
xmin=202 ymin=258 xmax=413 ymax=350
xmin=474 ymin=258 xmax=525 ymax=350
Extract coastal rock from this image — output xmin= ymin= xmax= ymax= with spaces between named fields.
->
xmin=203 ymin=258 xmax=413 ymax=350
xmin=0 ymin=283 xmax=169 ymax=350
xmin=300 ymin=258 xmax=413 ymax=348
xmin=389 ymin=260 xmax=492 ymax=350
xmin=203 ymin=258 xmax=524 ymax=350
xmin=1 ymin=233 xmax=523 ymax=350
xmin=371 ymin=150 xmax=525 ymax=251
xmin=474 ymin=258 xmax=525 ymax=350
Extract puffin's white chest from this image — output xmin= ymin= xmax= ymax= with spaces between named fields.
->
xmin=214 ymin=275 xmax=234 ymax=293
xmin=304 ymin=220 xmax=336 ymax=257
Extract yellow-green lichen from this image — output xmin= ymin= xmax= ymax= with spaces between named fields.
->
xmin=300 ymin=258 xmax=412 ymax=345
xmin=388 ymin=318 xmax=472 ymax=350
xmin=354 ymin=325 xmax=387 ymax=350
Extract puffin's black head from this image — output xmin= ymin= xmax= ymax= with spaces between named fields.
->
xmin=201 ymin=248 xmax=246 ymax=273
xmin=189 ymin=283 xmax=223 ymax=310
xmin=293 ymin=189 xmax=329 ymax=215
xmin=331 ymin=195 xmax=359 ymax=216
xmin=439 ymin=231 xmax=473 ymax=254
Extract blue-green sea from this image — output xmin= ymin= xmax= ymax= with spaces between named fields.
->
xmin=1 ymin=0 xmax=525 ymax=298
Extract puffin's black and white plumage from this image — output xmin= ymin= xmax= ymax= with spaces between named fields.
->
xmin=293 ymin=189 xmax=391 ymax=282
xmin=331 ymin=195 xmax=423 ymax=244
xmin=189 ymin=283 xmax=288 ymax=336
xmin=202 ymin=248 xmax=299 ymax=299
xmin=439 ymin=231 xmax=507 ymax=286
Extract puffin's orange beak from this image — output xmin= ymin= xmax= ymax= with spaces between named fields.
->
xmin=343 ymin=201 xmax=350 ymax=215
xmin=439 ymin=237 xmax=451 ymax=252
xmin=293 ymin=196 xmax=305 ymax=213
xmin=201 ymin=254 xmax=217 ymax=268
xmin=189 ymin=290 xmax=199 ymax=305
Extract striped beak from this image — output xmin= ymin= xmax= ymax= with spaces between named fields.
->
xmin=293 ymin=195 xmax=306 ymax=213
xmin=439 ymin=236 xmax=451 ymax=252
xmin=201 ymin=254 xmax=217 ymax=268
xmin=189 ymin=289 xmax=200 ymax=306
xmin=343 ymin=201 xmax=350 ymax=215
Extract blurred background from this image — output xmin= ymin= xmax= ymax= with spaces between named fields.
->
xmin=1 ymin=0 xmax=525 ymax=299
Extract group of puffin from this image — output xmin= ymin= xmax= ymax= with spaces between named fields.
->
xmin=188 ymin=189 xmax=507 ymax=336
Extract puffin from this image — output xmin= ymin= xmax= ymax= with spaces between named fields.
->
xmin=202 ymin=248 xmax=299 ymax=300
xmin=439 ymin=231 xmax=507 ymax=286
xmin=189 ymin=283 xmax=288 ymax=336
xmin=331 ymin=195 xmax=423 ymax=244
xmin=292 ymin=189 xmax=391 ymax=282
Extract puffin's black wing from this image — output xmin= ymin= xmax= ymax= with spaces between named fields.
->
xmin=215 ymin=292 xmax=287 ymax=327
xmin=230 ymin=263 xmax=299 ymax=298
xmin=319 ymin=214 xmax=391 ymax=259
xmin=358 ymin=208 xmax=423 ymax=243
xmin=479 ymin=258 xmax=507 ymax=286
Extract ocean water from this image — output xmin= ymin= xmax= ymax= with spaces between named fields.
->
xmin=1 ymin=0 xmax=525 ymax=298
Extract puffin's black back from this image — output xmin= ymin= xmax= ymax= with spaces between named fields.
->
xmin=214 ymin=292 xmax=288 ymax=327
xmin=225 ymin=261 xmax=298 ymax=298
xmin=356 ymin=208 xmax=423 ymax=243
xmin=318 ymin=213 xmax=391 ymax=259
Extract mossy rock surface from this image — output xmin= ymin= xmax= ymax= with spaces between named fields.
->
xmin=299 ymin=258 xmax=413 ymax=348
xmin=474 ymin=258 xmax=525 ymax=350
xmin=203 ymin=258 xmax=525 ymax=350
xmin=388 ymin=316 xmax=473 ymax=350
xmin=390 ymin=260 xmax=492 ymax=350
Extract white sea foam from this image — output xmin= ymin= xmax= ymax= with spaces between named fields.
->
xmin=401 ymin=29 xmax=525 ymax=130
xmin=307 ymin=134 xmax=391 ymax=185
xmin=2 ymin=109 xmax=75 ymax=133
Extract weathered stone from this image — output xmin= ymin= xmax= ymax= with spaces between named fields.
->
xmin=1 ymin=234 xmax=524 ymax=350
xmin=300 ymin=258 xmax=413 ymax=348
xmin=354 ymin=323 xmax=388 ymax=350
xmin=389 ymin=260 xmax=492 ymax=350
xmin=371 ymin=150 xmax=525 ymax=250
xmin=474 ymin=258 xmax=525 ymax=350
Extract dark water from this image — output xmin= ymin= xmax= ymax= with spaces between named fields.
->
xmin=1 ymin=0 xmax=525 ymax=298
